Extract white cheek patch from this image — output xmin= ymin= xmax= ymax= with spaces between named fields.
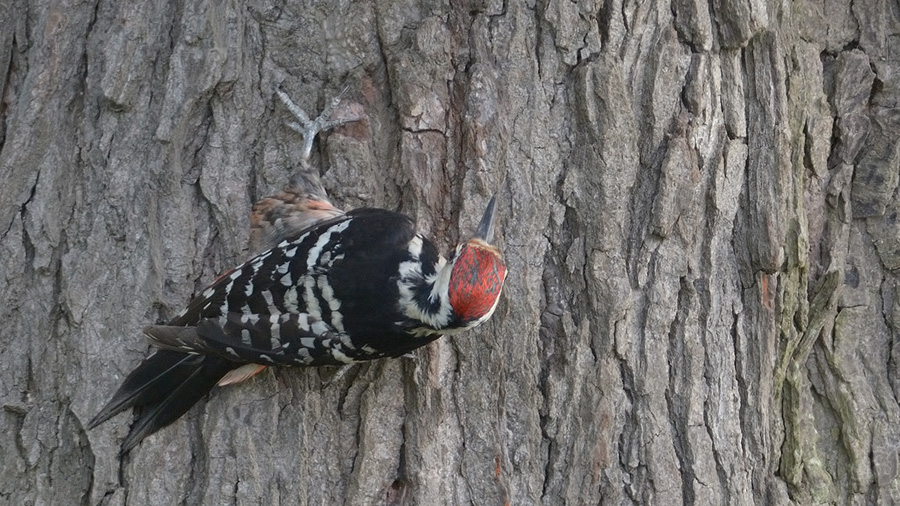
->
xmin=395 ymin=236 xmax=454 ymax=332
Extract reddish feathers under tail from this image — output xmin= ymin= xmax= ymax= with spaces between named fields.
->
xmin=87 ymin=350 xmax=234 ymax=454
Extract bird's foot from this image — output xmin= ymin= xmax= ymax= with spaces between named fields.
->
xmin=275 ymin=85 xmax=361 ymax=162
xmin=321 ymin=363 xmax=358 ymax=388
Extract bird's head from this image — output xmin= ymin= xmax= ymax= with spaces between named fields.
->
xmin=446 ymin=196 xmax=507 ymax=327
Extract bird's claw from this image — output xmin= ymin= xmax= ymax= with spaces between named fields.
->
xmin=321 ymin=363 xmax=357 ymax=388
xmin=275 ymin=85 xmax=360 ymax=161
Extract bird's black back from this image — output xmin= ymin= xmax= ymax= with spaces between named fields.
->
xmin=164 ymin=207 xmax=443 ymax=363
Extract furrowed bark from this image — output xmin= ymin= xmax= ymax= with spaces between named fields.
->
xmin=1 ymin=0 xmax=899 ymax=504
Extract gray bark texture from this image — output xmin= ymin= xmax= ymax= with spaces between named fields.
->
xmin=1 ymin=0 xmax=899 ymax=504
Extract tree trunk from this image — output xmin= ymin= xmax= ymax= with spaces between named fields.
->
xmin=2 ymin=0 xmax=898 ymax=504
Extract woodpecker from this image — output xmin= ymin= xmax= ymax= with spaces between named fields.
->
xmin=88 ymin=87 xmax=508 ymax=454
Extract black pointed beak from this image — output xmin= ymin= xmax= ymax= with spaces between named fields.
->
xmin=473 ymin=195 xmax=498 ymax=243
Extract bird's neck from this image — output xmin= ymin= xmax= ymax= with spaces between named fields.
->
xmin=396 ymin=238 xmax=458 ymax=335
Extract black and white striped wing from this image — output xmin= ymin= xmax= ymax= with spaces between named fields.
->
xmin=154 ymin=215 xmax=357 ymax=364
xmin=169 ymin=215 xmax=350 ymax=327
xmin=152 ymin=208 xmax=431 ymax=366
xmin=145 ymin=313 xmax=355 ymax=366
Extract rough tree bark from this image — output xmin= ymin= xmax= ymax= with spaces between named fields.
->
xmin=2 ymin=0 xmax=899 ymax=504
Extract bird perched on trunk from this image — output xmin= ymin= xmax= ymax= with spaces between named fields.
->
xmin=88 ymin=86 xmax=507 ymax=454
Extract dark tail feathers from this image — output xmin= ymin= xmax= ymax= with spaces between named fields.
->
xmin=88 ymin=350 xmax=234 ymax=454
